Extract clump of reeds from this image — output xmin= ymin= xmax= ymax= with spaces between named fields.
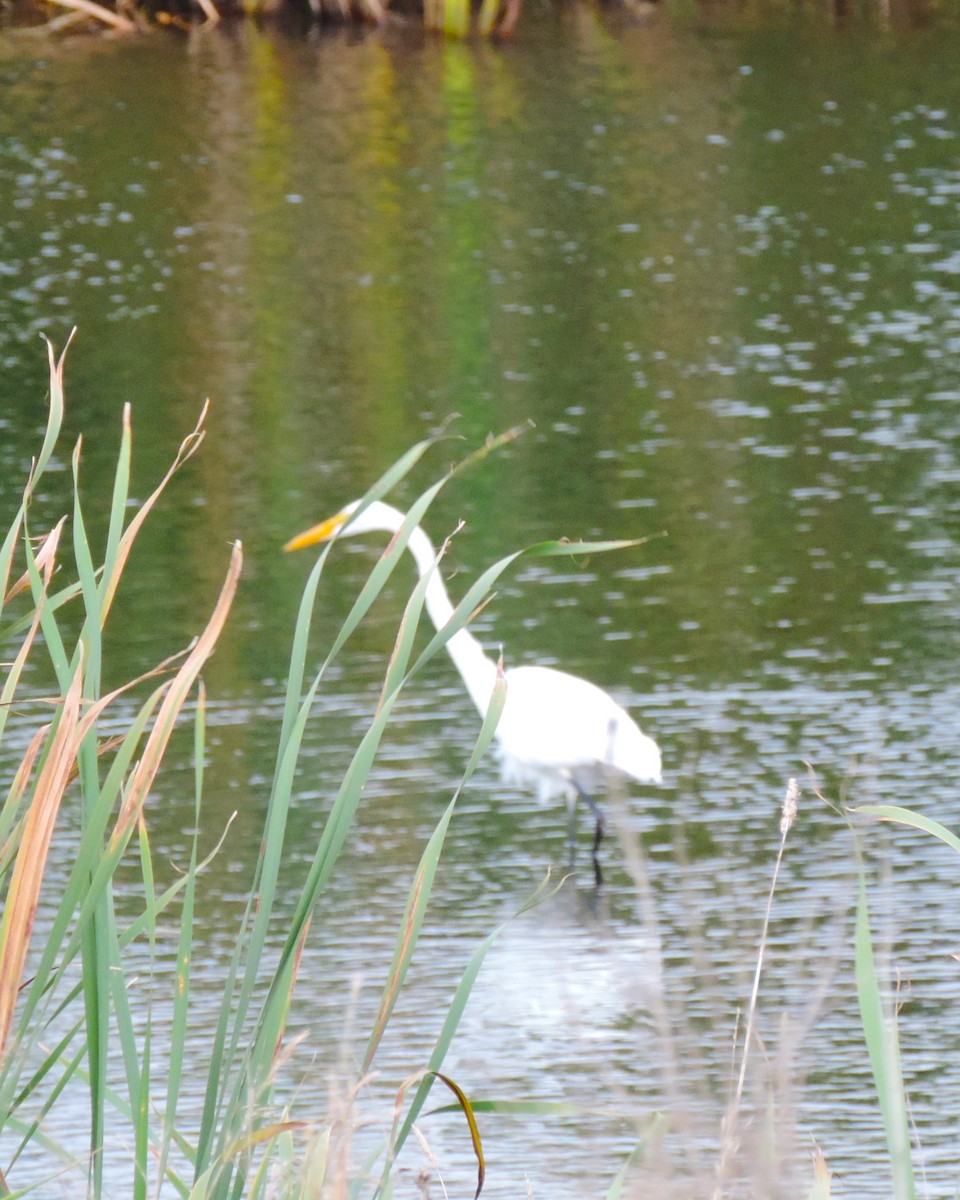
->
xmin=594 ymin=761 xmax=957 ymax=1200
xmin=3 ymin=340 xmax=668 ymax=1198
xmin=0 ymin=337 xmax=504 ymax=1198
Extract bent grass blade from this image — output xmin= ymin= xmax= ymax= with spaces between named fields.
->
xmin=854 ymin=804 xmax=960 ymax=856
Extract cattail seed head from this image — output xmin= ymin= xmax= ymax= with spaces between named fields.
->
xmin=780 ymin=777 xmax=800 ymax=836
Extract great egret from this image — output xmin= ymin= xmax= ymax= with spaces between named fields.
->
xmin=285 ymin=500 xmax=661 ymax=885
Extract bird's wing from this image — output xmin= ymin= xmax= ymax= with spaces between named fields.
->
xmin=498 ymin=665 xmax=660 ymax=783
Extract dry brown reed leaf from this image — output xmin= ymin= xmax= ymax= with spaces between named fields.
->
xmin=0 ymin=725 xmax=50 ymax=868
xmin=0 ymin=540 xmax=239 ymax=1065
xmin=0 ymin=660 xmax=83 ymax=1064
xmin=1 ymin=526 xmax=66 ymax=746
xmin=0 ymin=522 xmax=70 ymax=1052
xmin=811 ymin=1146 xmax=831 ymax=1194
xmin=109 ymin=539 xmax=242 ymax=850
xmin=4 ymin=517 xmax=67 ymax=604
xmin=0 ymin=524 xmax=65 ymax=876
xmin=68 ymin=645 xmax=198 ymax=756
xmin=99 ymin=401 xmax=209 ymax=626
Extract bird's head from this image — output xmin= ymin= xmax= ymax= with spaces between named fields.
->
xmin=284 ymin=499 xmax=405 ymax=553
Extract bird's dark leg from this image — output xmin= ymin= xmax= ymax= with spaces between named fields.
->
xmin=574 ymin=785 xmax=605 ymax=888
xmin=566 ymin=798 xmax=579 ymax=861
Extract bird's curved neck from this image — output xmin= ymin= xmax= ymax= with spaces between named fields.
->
xmin=406 ymin=524 xmax=498 ymax=716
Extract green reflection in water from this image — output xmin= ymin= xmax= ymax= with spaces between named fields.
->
xmin=1 ymin=13 xmax=958 ymax=721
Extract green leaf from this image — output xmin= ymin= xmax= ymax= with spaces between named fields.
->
xmin=604 ymin=1116 xmax=665 ymax=1200
xmin=854 ymin=805 xmax=960 ymax=856
xmin=854 ymin=873 xmax=915 ymax=1199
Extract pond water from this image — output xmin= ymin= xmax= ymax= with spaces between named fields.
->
xmin=2 ymin=4 xmax=960 ymax=1195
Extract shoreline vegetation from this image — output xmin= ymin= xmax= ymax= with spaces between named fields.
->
xmin=1 ymin=0 xmax=940 ymax=44
xmin=0 ymin=339 xmax=955 ymax=1196
xmin=1 ymin=0 xmax=532 ymax=41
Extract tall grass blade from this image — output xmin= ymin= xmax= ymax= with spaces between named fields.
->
xmin=32 ymin=331 xmax=73 ymax=488
xmin=361 ymin=798 xmax=458 ymax=1076
xmin=100 ymin=403 xmax=133 ymax=620
xmin=1 ymin=331 xmax=71 ymax=626
xmin=131 ymin=813 xmax=157 ymax=1200
xmin=7 ymin=1034 xmax=85 ymax=1174
xmin=113 ymin=541 xmax=242 ymax=847
xmin=99 ymin=403 xmax=208 ymax=624
xmin=364 ymin=665 xmax=506 ymax=1076
xmin=0 ymin=728 xmax=48 ymax=874
xmin=69 ymin=434 xmax=115 ymax=1197
xmin=190 ymin=436 xmax=451 ymax=1184
xmin=854 ymin=873 xmax=915 ymax=1199
xmin=156 ymin=686 xmax=207 ymax=1198
xmin=604 ymin=1116 xmax=665 ymax=1200
xmin=0 ymin=511 xmax=23 ymax=623
xmin=3 ymin=516 xmax=66 ymax=607
xmin=204 ymin=578 xmax=439 ymax=1188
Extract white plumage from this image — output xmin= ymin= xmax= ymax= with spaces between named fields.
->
xmin=285 ymin=499 xmax=661 ymax=882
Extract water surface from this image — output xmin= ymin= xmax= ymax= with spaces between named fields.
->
xmin=2 ymin=7 xmax=960 ymax=1195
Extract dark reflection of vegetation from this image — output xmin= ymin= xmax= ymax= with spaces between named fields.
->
xmin=3 ymin=0 xmax=938 ymax=43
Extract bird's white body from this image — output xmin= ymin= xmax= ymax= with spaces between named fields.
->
xmin=286 ymin=499 xmax=661 ymax=813
xmin=495 ymin=664 xmax=661 ymax=807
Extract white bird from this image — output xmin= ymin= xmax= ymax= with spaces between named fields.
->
xmin=285 ymin=499 xmax=661 ymax=885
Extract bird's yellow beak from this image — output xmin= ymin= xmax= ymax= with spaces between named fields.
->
xmin=283 ymin=510 xmax=349 ymax=553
